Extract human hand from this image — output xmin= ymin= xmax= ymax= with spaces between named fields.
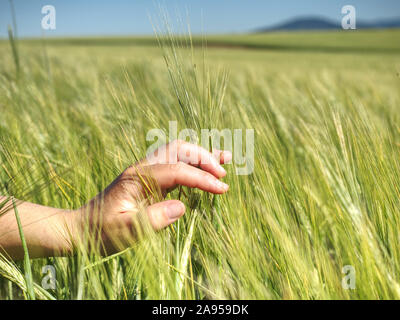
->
xmin=70 ymin=140 xmax=231 ymax=255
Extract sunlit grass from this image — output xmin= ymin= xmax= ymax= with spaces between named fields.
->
xmin=0 ymin=29 xmax=400 ymax=299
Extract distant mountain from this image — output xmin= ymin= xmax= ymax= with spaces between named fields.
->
xmin=255 ymin=16 xmax=400 ymax=32
xmin=371 ymin=17 xmax=400 ymax=28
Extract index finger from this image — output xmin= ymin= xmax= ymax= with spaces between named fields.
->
xmin=146 ymin=140 xmax=231 ymax=179
xmin=143 ymin=162 xmax=229 ymax=194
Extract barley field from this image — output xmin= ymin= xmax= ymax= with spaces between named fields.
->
xmin=1 ymin=29 xmax=400 ymax=299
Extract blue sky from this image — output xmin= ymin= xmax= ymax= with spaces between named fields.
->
xmin=0 ymin=0 xmax=399 ymax=38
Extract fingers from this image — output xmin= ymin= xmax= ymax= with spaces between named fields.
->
xmin=176 ymin=141 xmax=226 ymax=178
xmin=118 ymin=200 xmax=185 ymax=240
xmin=150 ymin=162 xmax=229 ymax=194
xmin=99 ymin=199 xmax=185 ymax=254
xmin=146 ymin=140 xmax=231 ymax=179
xmin=213 ymin=149 xmax=232 ymax=164
xmin=124 ymin=140 xmax=231 ymax=197
xmin=145 ymin=200 xmax=185 ymax=230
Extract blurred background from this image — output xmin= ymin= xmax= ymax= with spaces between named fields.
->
xmin=1 ymin=0 xmax=400 ymax=37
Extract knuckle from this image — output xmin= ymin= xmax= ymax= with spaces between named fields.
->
xmin=123 ymin=164 xmax=141 ymax=177
xmin=122 ymin=165 xmax=135 ymax=177
xmin=201 ymin=170 xmax=210 ymax=179
xmin=175 ymin=161 xmax=186 ymax=171
xmin=169 ymin=161 xmax=185 ymax=172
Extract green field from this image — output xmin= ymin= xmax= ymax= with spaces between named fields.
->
xmin=1 ymin=29 xmax=400 ymax=299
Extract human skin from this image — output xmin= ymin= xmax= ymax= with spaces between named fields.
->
xmin=0 ymin=140 xmax=231 ymax=261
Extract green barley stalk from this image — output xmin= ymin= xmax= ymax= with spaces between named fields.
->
xmin=151 ymin=11 xmax=229 ymax=297
xmin=12 ymin=197 xmax=35 ymax=300
xmin=7 ymin=25 xmax=20 ymax=78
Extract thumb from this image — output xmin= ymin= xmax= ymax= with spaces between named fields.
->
xmin=146 ymin=200 xmax=186 ymax=230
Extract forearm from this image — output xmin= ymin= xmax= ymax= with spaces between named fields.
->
xmin=0 ymin=196 xmax=74 ymax=261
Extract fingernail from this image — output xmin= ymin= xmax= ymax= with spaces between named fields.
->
xmin=222 ymin=151 xmax=232 ymax=163
xmin=223 ymin=150 xmax=232 ymax=157
xmin=212 ymin=179 xmax=229 ymax=191
xmin=218 ymin=165 xmax=227 ymax=175
xmin=165 ymin=202 xmax=185 ymax=219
